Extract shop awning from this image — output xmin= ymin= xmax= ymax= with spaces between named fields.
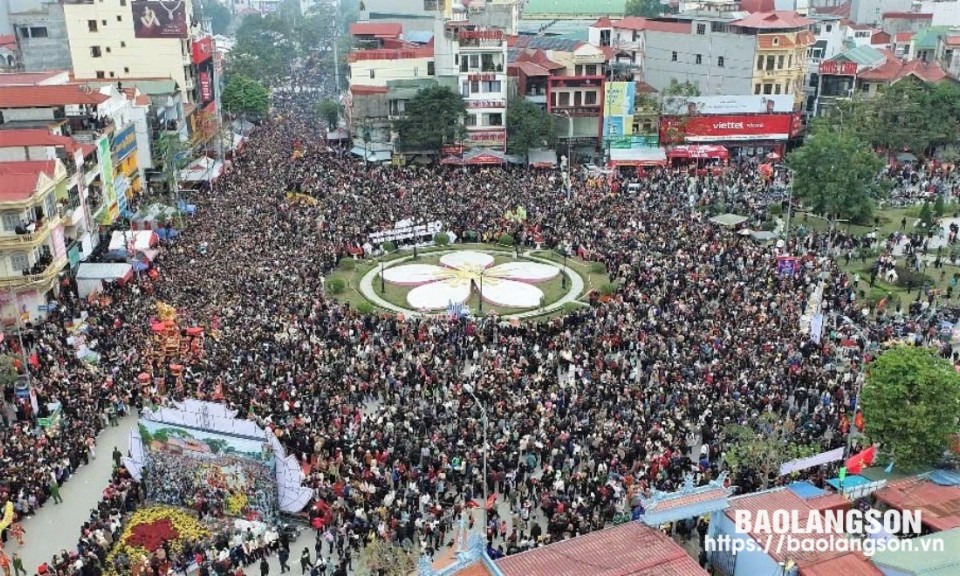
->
xmin=108 ymin=230 xmax=159 ymax=251
xmin=527 ymin=149 xmax=557 ymax=168
xmin=76 ymin=262 xmax=134 ymax=281
xmin=179 ymin=156 xmax=224 ymax=183
xmin=609 ymin=147 xmax=667 ymax=167
xmin=668 ymin=145 xmax=729 ymax=160
xmin=462 ymin=148 xmax=509 ymax=165
xmin=709 ymin=213 xmax=748 ymax=228
xmin=350 ymin=146 xmax=391 ymax=163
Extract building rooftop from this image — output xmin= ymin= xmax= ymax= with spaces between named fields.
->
xmin=913 ymin=26 xmax=952 ymax=50
xmin=72 ymin=78 xmax=179 ymax=96
xmin=812 ymin=2 xmax=850 ymax=17
xmin=739 ymin=0 xmax=776 ymax=12
xmin=882 ymin=11 xmax=933 ymax=20
xmin=871 ymin=528 xmax=960 ymax=576
xmin=521 ymin=0 xmax=628 ymax=18
xmin=894 ymin=31 xmax=914 ymax=42
xmin=836 ymin=44 xmax=887 ymax=66
xmin=872 ymin=477 xmax=960 ymax=531
xmin=0 ymin=160 xmax=57 ymax=202
xmin=731 ymin=10 xmax=815 ymax=29
xmin=0 ymin=71 xmax=69 ymax=87
xmin=0 ymin=128 xmax=92 ymax=156
xmin=514 ymin=35 xmax=584 ymax=52
xmin=349 ymin=22 xmax=403 ymax=37
xmin=495 ymin=522 xmax=707 ymax=576
xmin=0 ymin=85 xmax=109 ymax=109
xmin=799 ymin=554 xmax=883 ymax=576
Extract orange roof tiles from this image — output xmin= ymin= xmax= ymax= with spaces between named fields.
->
xmin=0 ymin=35 xmax=16 ymax=49
xmin=349 ymin=85 xmax=388 ymax=95
xmin=495 ymin=522 xmax=707 ymax=576
xmin=0 ymin=160 xmax=57 ymax=202
xmin=348 ymin=22 xmax=402 ymax=37
xmin=882 ymin=11 xmax=932 ymax=19
xmin=873 ymin=478 xmax=960 ymax=531
xmin=733 ymin=11 xmax=815 ymax=29
xmin=644 ymin=20 xmax=691 ymax=33
xmin=592 ymin=16 xmax=614 ymax=27
xmin=0 ymin=85 xmax=109 ymax=108
xmin=799 ymin=554 xmax=883 ymax=576
xmin=740 ymin=0 xmax=776 ymax=13
xmin=894 ymin=31 xmax=914 ymax=42
xmin=514 ymin=62 xmax=551 ymax=77
xmin=759 ymin=34 xmax=796 ymax=48
xmin=945 ymin=36 xmax=960 ymax=47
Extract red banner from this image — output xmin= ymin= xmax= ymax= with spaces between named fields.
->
xmin=199 ymin=71 xmax=213 ymax=104
xmin=660 ymin=114 xmax=794 ymax=143
xmin=818 ymin=60 xmax=858 ymax=75
xmin=192 ymin=36 xmax=214 ymax=65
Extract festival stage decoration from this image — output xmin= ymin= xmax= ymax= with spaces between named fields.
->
xmin=124 ymin=400 xmax=313 ymax=516
xmin=504 ymin=205 xmax=527 ymax=224
xmin=0 ymin=500 xmax=14 ymax=532
xmin=144 ymin=302 xmax=204 ymax=394
xmin=105 ymin=506 xmax=209 ymax=575
xmin=382 ymin=250 xmax=559 ymax=309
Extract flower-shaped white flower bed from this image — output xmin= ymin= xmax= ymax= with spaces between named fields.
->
xmin=381 ymin=250 xmax=560 ymax=309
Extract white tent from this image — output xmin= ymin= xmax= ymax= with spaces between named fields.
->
xmin=179 ymin=156 xmax=225 ymax=183
xmin=108 ymin=230 xmax=158 ymax=252
xmin=76 ymin=263 xmax=133 ymax=298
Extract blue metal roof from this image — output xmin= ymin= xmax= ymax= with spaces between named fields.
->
xmin=402 ymin=31 xmax=434 ymax=44
xmin=787 ymin=481 xmax=829 ymax=500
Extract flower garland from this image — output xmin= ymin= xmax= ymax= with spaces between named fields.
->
xmin=106 ymin=506 xmax=209 ymax=575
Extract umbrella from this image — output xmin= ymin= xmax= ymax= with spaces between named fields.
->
xmin=737 ymin=228 xmax=753 ymax=236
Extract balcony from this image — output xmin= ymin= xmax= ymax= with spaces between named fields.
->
xmin=0 ymin=256 xmax=68 ymax=289
xmin=0 ymin=216 xmax=59 ymax=249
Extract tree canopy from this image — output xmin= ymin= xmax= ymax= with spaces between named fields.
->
xmin=222 ymin=75 xmax=270 ymax=118
xmin=861 ymin=345 xmax=960 ymax=469
xmin=0 ymin=355 xmax=18 ymax=389
xmin=786 ymin=121 xmax=884 ymax=223
xmin=723 ymin=413 xmax=816 ymax=489
xmin=393 ymin=86 xmax=466 ymax=151
xmin=317 ymin=99 xmax=341 ymax=129
xmin=199 ymin=0 xmax=232 ymax=35
xmin=506 ymin=97 xmax=555 ymax=159
xmin=625 ymin=0 xmax=663 ymax=17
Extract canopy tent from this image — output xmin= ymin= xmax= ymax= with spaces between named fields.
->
xmin=667 ymin=145 xmax=729 ymax=161
xmin=179 ymin=156 xmax=224 ymax=183
xmin=609 ymin=147 xmax=667 ymax=168
xmin=463 ymin=149 xmax=510 ymax=165
xmin=709 ymin=213 xmax=748 ymax=228
xmin=326 ymin=128 xmax=350 ymax=141
xmin=109 ymin=230 xmax=159 ymax=252
xmin=130 ymin=204 xmax=179 ymax=231
xmin=350 ymin=146 xmax=391 ymax=163
xmin=76 ymin=263 xmax=134 ymax=298
xmin=528 ymin=149 xmax=558 ymax=168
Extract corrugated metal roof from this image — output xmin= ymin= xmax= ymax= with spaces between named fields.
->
xmin=799 ymin=554 xmax=883 ymax=576
xmin=521 ymin=0 xmax=627 ymax=17
xmin=495 ymin=522 xmax=707 ymax=576
xmin=871 ymin=528 xmax=960 ymax=574
xmin=873 ymin=479 xmax=960 ymax=531
xmin=837 ymin=45 xmax=885 ymax=66
xmin=788 ymin=481 xmax=828 ymax=500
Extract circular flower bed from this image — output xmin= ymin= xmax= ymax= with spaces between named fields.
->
xmin=107 ymin=506 xmax=209 ymax=572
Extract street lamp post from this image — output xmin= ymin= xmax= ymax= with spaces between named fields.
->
xmin=561 ymin=250 xmax=568 ymax=289
xmin=380 ymin=260 xmax=385 ymax=293
xmin=478 ymin=270 xmax=484 ymax=314
xmin=463 ymin=383 xmax=488 ymax=540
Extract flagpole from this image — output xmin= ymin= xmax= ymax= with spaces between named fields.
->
xmin=13 ymin=294 xmax=31 ymax=389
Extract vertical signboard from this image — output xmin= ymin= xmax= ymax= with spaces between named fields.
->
xmin=602 ymin=82 xmax=655 ymax=149
xmin=96 ymin=135 xmax=117 ymax=223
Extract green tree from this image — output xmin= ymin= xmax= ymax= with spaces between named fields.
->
xmin=723 ymin=413 xmax=815 ymax=489
xmin=200 ymin=0 xmax=232 ymax=35
xmin=359 ymin=537 xmax=418 ymax=576
xmin=919 ymin=201 xmax=935 ymax=229
xmin=625 ymin=0 xmax=663 ymax=17
xmin=659 ymin=78 xmax=701 ymax=143
xmin=222 ymin=75 xmax=270 ymax=118
xmin=229 ymin=15 xmax=297 ymax=86
xmin=317 ymin=99 xmax=341 ymax=129
xmin=394 ymin=86 xmax=467 ymax=151
xmin=506 ymin=97 xmax=555 ymax=160
xmin=861 ymin=345 xmax=960 ymax=469
xmin=0 ymin=355 xmax=18 ymax=389
xmin=837 ymin=80 xmax=941 ymax=158
xmin=786 ymin=122 xmax=884 ymax=224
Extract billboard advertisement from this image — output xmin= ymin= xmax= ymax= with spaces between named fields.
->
xmin=661 ymin=95 xmax=795 ymax=116
xmin=603 ymin=81 xmax=658 ymax=149
xmin=139 ymin=419 xmax=278 ymax=520
xmin=192 ymin=35 xmax=214 ymax=65
xmin=660 ymin=114 xmax=794 ymax=143
xmin=96 ymin=135 xmax=116 ymax=223
xmin=197 ymin=58 xmax=215 ymax=108
xmin=111 ymin=124 xmax=138 ymax=163
xmin=132 ymin=0 xmax=188 ymax=38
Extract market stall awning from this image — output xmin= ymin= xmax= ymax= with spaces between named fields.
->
xmin=709 ymin=213 xmax=748 ymax=228
xmin=76 ymin=262 xmax=134 ymax=281
xmin=527 ymin=148 xmax=557 ymax=168
xmin=350 ymin=146 xmax=391 ymax=163
xmin=441 ymin=155 xmax=463 ymax=165
xmin=668 ymin=145 xmax=729 ymax=160
xmin=609 ymin=147 xmax=667 ymax=167
xmin=179 ymin=156 xmax=224 ymax=183
xmin=108 ymin=230 xmax=159 ymax=252
xmin=462 ymin=148 xmax=510 ymax=165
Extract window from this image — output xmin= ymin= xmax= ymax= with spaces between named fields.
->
xmin=772 ymin=37 xmax=779 ymax=46
xmin=558 ymin=92 xmax=570 ymax=106
xmin=91 ymin=46 xmax=102 ymax=57
xmin=575 ymin=65 xmax=583 ymax=76
xmin=101 ymin=20 xmax=106 ymax=25
xmin=469 ymin=55 xmax=479 ymax=69
xmin=1 ymin=212 xmax=19 ymax=232
xmin=10 ymin=253 xmax=28 ymax=273
xmin=88 ymin=20 xmax=98 ymax=32
xmin=813 ymin=25 xmax=821 ymax=34
xmin=460 ymin=58 xmax=468 ymax=73
xmin=109 ymin=71 xmax=115 ymax=77
xmin=106 ymin=46 xmax=111 ymax=53
xmin=481 ymin=53 xmax=494 ymax=71
xmin=482 ymin=80 xmax=501 ymax=93
xmin=774 ymin=83 xmax=781 ymax=94
xmin=124 ymin=67 xmax=129 ymax=73
xmin=121 ymin=0 xmax=126 ymax=5
xmin=788 ymin=55 xmax=792 ymax=67
xmin=777 ymin=55 xmax=784 ymax=69
xmin=427 ymin=61 xmax=434 ymax=76
xmin=574 ymin=91 xmax=582 ymax=106
xmin=755 ymin=84 xmax=762 ymax=94
xmin=826 ymin=24 xmax=832 ymax=32
xmin=766 ymin=56 xmax=775 ymax=71
xmin=488 ymin=113 xmax=503 ymax=126
xmin=368 ymin=69 xmax=375 ymax=78
xmin=44 ymin=194 xmax=56 ymax=219
xmin=586 ymin=65 xmax=596 ymax=75
xmin=695 ymin=54 xmax=702 ymax=65
xmin=413 ymin=67 xmax=419 ymax=77
xmin=424 ymin=0 xmax=438 ymax=9
xmin=29 ymin=27 xmax=48 ymax=38
xmin=585 ymin=91 xmax=597 ymax=105
xmin=671 ymin=51 xmax=677 ymax=62
xmin=757 ymin=55 xmax=764 ymax=69
xmin=718 ymin=56 xmax=725 ymax=67
xmin=95 ymin=71 xmax=105 ymax=79
xmin=470 ymin=81 xmax=479 ymax=93
xmin=121 ymin=41 xmax=126 ymax=47
xmin=116 ymin=15 xmax=122 ymax=21
xmin=464 ymin=114 xmax=477 ymax=127
xmin=763 ymin=83 xmax=773 ymax=94
xmin=461 ymin=82 xmax=469 ymax=97
xmin=696 ymin=23 xmax=706 ymax=35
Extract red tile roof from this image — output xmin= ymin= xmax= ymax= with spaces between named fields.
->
xmin=732 ymin=11 xmax=815 ymax=29
xmin=882 ymin=11 xmax=933 ymax=19
xmin=592 ymin=16 xmax=614 ymax=27
xmin=871 ymin=31 xmax=891 ymax=44
xmin=799 ymin=554 xmax=883 ymax=576
xmin=0 ymin=71 xmax=67 ymax=87
xmin=739 ymin=0 xmax=776 ymax=13
xmin=635 ymin=80 xmax=658 ymax=93
xmin=645 ymin=20 xmax=691 ymax=33
xmin=873 ymin=478 xmax=960 ymax=531
xmin=897 ymin=59 xmax=948 ymax=82
xmin=813 ymin=2 xmax=850 ymax=17
xmin=0 ymin=129 xmax=89 ymax=155
xmin=0 ymin=85 xmax=109 ymax=108
xmin=613 ymin=16 xmax=650 ymax=31
xmin=945 ymin=36 xmax=960 ymax=47
xmin=349 ymin=85 xmax=389 ymax=95
xmin=495 ymin=522 xmax=707 ymax=576
xmin=894 ymin=31 xmax=914 ymax=42
xmin=648 ymin=487 xmax=732 ymax=513
xmin=858 ymin=58 xmax=903 ymax=81
xmin=348 ymin=22 xmax=403 ymax=37
xmin=725 ymin=488 xmax=856 ymax=566
xmin=0 ymin=160 xmax=57 ymax=202
xmin=514 ymin=62 xmax=551 ymax=77
xmin=0 ymin=35 xmax=16 ymax=49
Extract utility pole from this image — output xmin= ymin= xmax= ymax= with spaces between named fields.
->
xmin=333 ymin=0 xmax=342 ymax=96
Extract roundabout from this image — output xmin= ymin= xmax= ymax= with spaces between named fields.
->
xmin=358 ymin=247 xmax=585 ymax=318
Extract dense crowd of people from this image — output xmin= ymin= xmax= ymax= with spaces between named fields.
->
xmin=2 ymin=88 xmax=959 ymax=575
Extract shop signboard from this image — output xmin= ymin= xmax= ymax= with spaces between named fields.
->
xmin=192 ymin=35 xmax=214 ymax=65
xmin=659 ymin=114 xmax=794 ymax=143
xmin=112 ymin=124 xmax=138 ymax=163
xmin=132 ymin=0 xmax=188 ymax=38
xmin=819 ymin=60 xmax=858 ymax=76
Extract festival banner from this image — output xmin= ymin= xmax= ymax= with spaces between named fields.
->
xmin=132 ymin=0 xmax=188 ymax=38
xmin=779 ymin=447 xmax=845 ymax=476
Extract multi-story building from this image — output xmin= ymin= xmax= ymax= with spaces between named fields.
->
xmin=803 ymin=14 xmax=846 ymax=112
xmin=8 ymin=0 xmax=73 ymax=72
xmin=62 ymin=0 xmax=202 ymax=103
xmin=936 ymin=32 xmax=960 ymax=79
xmin=849 ymin=0 xmax=911 ymax=26
xmin=448 ymin=21 xmax=508 ymax=150
xmin=0 ymin=157 xmax=69 ymax=321
xmin=358 ymin=0 xmax=518 ymax=34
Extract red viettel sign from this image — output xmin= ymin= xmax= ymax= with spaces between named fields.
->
xmin=192 ymin=36 xmax=214 ymax=65
xmin=660 ymin=114 xmax=794 ymax=143
xmin=819 ymin=60 xmax=858 ymax=75
xmin=459 ymin=30 xmax=503 ymax=41
xmin=200 ymin=71 xmax=213 ymax=103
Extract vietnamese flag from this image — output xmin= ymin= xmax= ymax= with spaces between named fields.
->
xmin=485 ymin=493 xmax=498 ymax=510
xmin=845 ymin=445 xmax=877 ymax=475
xmin=465 ymin=499 xmax=480 ymax=509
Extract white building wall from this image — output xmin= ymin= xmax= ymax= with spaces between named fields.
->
xmin=348 ymin=56 xmax=434 ymax=88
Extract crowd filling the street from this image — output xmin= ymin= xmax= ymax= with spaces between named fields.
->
xmin=1 ymin=86 xmax=960 ymax=576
